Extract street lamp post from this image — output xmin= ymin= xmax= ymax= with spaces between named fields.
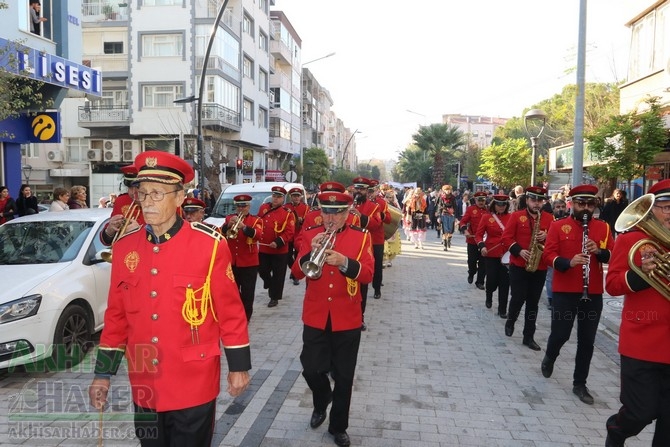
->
xmin=21 ymin=165 xmax=33 ymax=184
xmin=524 ymin=109 xmax=547 ymax=187
xmin=302 ymin=52 xmax=336 ymax=66
xmin=340 ymin=129 xmax=361 ymax=170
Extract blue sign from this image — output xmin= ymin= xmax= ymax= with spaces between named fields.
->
xmin=0 ymin=38 xmax=101 ymax=96
xmin=0 ymin=112 xmax=60 ymax=143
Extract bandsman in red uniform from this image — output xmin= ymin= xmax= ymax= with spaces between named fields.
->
xmin=291 ymin=191 xmax=374 ymax=447
xmin=540 ymin=185 xmax=613 ymax=405
xmin=89 ymin=152 xmax=250 ymax=446
xmin=100 ymin=164 xmax=143 ymax=246
xmin=475 ymin=194 xmax=512 ymax=317
xmin=181 ymin=197 xmax=221 ymax=233
xmin=350 ymin=177 xmax=382 ymax=330
xmin=605 ymin=179 xmax=670 ymax=446
xmin=501 ymin=186 xmax=553 ymax=351
xmin=368 ymin=179 xmax=391 ymax=301
xmin=460 ymin=191 xmax=489 ymax=289
xmin=221 ymin=194 xmax=263 ymax=321
xmin=258 ymin=186 xmax=296 ymax=308
xmin=287 ymin=187 xmax=309 ymax=286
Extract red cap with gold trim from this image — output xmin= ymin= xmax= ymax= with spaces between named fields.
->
xmin=271 ymin=186 xmax=287 ymax=196
xmin=493 ymin=194 xmax=509 ymax=203
xmin=473 ymin=191 xmax=487 ymax=199
xmin=568 ymin=184 xmax=598 ymax=199
xmin=233 ymin=194 xmax=252 ymax=204
xmin=352 ymin=177 xmax=370 ymax=188
xmin=120 ymin=164 xmax=138 ymax=185
xmin=288 ymin=187 xmax=303 ymax=196
xmin=526 ymin=186 xmax=548 ymax=199
xmin=319 ymin=181 xmax=346 ymax=193
xmin=367 ymin=179 xmax=379 ymax=190
xmin=182 ymin=197 xmax=206 ymax=212
xmin=135 ymin=151 xmax=194 ymax=184
xmin=318 ymin=191 xmax=353 ymax=213
xmin=649 ymin=179 xmax=670 ymax=201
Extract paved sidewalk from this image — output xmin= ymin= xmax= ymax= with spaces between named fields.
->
xmin=0 ymin=233 xmax=655 ymax=446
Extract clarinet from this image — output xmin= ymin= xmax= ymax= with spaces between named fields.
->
xmin=581 ymin=212 xmax=591 ymax=302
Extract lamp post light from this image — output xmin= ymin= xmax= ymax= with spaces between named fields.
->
xmin=21 ymin=165 xmax=33 ymax=183
xmin=302 ymin=52 xmax=336 ymax=66
xmin=340 ymin=129 xmax=361 ymax=170
xmin=523 ymin=108 xmax=547 ymax=187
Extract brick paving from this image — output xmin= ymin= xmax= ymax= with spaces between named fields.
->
xmin=0 ymin=233 xmax=655 ymax=446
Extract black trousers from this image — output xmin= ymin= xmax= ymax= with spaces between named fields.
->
xmin=484 ymin=257 xmax=509 ymax=313
xmin=134 ymin=399 xmax=216 ymax=447
xmin=232 ymin=264 xmax=258 ymax=321
xmin=300 ymin=320 xmax=361 ymax=433
xmin=507 ymin=265 xmax=546 ymax=339
xmin=607 ymin=355 xmax=670 ymax=446
xmin=371 ymin=243 xmax=384 ymax=294
xmin=466 ymin=243 xmax=486 ymax=284
xmin=258 ymin=252 xmax=288 ymax=301
xmin=288 ymin=242 xmax=298 ymax=280
xmin=545 ymin=292 xmax=602 ymax=386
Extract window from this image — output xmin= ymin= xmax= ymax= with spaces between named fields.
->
xmin=259 ymin=31 xmax=268 ymax=52
xmin=104 ymin=42 xmax=124 ymax=54
xmin=258 ymin=107 xmax=268 ymax=129
xmin=144 ymin=0 xmax=181 ymax=5
xmin=259 ymin=68 xmax=268 ymax=92
xmin=243 ymin=99 xmax=253 ymax=122
xmin=66 ymin=138 xmax=89 ymax=162
xmin=243 ymin=56 xmax=254 ymax=79
xmin=243 ymin=14 xmax=254 ymax=38
xmin=143 ymin=139 xmax=176 ymax=154
xmin=141 ymin=33 xmax=183 ymax=57
xmin=142 ymin=84 xmax=183 ymax=108
xmin=93 ymin=90 xmax=127 ymax=108
xmin=258 ymin=0 xmax=268 ymax=14
xmin=21 ymin=143 xmax=39 ymax=159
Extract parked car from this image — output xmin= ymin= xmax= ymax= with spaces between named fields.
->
xmin=38 ymin=204 xmax=49 ymax=213
xmin=206 ymin=181 xmax=306 ymax=227
xmin=0 ymin=208 xmax=112 ymax=370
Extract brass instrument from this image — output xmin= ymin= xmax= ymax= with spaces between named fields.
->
xmin=383 ymin=205 xmax=403 ymax=240
xmin=226 ymin=213 xmax=244 ymax=239
xmin=101 ymin=202 xmax=140 ymax=263
xmin=525 ymin=211 xmax=544 ymax=272
xmin=301 ymin=226 xmax=336 ymax=279
xmin=614 ymin=193 xmax=670 ymax=300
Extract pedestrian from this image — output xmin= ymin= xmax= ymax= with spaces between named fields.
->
xmin=16 ymin=184 xmax=39 ymax=216
xmin=88 ymin=151 xmax=251 ymax=446
xmin=407 ymin=187 xmax=428 ymax=250
xmin=501 ymin=186 xmax=553 ymax=351
xmin=474 ymin=194 xmax=512 ymax=317
xmin=436 ymin=184 xmax=457 ymax=251
xmin=604 ymin=179 xmax=670 ymax=446
xmin=49 ymin=187 xmax=70 ymax=211
xmin=0 ymin=186 xmax=17 ymax=223
xmin=600 ymin=188 xmax=628 ymax=238
xmin=29 ymin=0 xmax=47 ymax=36
xmin=541 ymin=185 xmax=614 ymax=405
xmin=258 ymin=186 xmax=296 ymax=308
xmin=221 ymin=194 xmax=263 ymax=321
xmin=68 ymin=185 xmax=88 ymax=209
xmin=290 ymin=190 xmax=374 ymax=447
xmin=460 ymin=191 xmax=488 ymax=289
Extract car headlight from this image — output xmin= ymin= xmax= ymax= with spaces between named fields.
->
xmin=0 ymin=295 xmax=42 ymax=324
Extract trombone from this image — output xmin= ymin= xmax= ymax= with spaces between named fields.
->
xmin=101 ymin=202 xmax=141 ymax=263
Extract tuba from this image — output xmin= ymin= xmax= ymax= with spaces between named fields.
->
xmin=525 ymin=211 xmax=544 ymax=272
xmin=301 ymin=226 xmax=336 ymax=279
xmin=615 ymin=193 xmax=670 ymax=300
xmin=101 ymin=202 xmax=141 ymax=263
xmin=226 ymin=213 xmax=244 ymax=239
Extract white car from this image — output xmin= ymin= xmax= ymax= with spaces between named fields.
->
xmin=0 ymin=208 xmax=112 ymax=370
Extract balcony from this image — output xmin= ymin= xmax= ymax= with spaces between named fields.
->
xmin=78 ymin=105 xmax=129 ymax=128
xmin=82 ymin=1 xmax=129 ymax=22
xmin=201 ymin=104 xmax=241 ymax=132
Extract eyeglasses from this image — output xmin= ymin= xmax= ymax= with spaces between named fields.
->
xmin=653 ymin=204 xmax=670 ymax=214
xmin=135 ymin=189 xmax=180 ymax=202
xmin=235 ymin=204 xmax=249 ymax=208
xmin=573 ymin=200 xmax=596 ymax=208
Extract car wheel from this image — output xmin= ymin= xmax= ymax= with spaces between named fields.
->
xmin=52 ymin=304 xmax=93 ymax=369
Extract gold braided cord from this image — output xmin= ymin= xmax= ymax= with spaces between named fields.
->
xmin=182 ymin=239 xmax=220 ymax=330
xmin=346 ymin=231 xmax=370 ymax=298
xmin=273 ymin=210 xmax=291 ymax=234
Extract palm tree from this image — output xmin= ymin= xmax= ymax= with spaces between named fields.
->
xmin=412 ymin=124 xmax=466 ymax=187
xmin=396 ymin=145 xmax=432 ymax=184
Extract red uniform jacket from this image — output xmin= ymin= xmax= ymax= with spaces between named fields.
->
xmin=291 ymin=224 xmax=374 ymax=331
xmin=475 ymin=212 xmax=511 ymax=258
xmin=460 ymin=204 xmax=488 ymax=246
xmin=606 ymin=230 xmax=670 ymax=364
xmin=371 ymin=196 xmax=390 ymax=245
xmin=222 ymin=213 xmax=263 ymax=267
xmin=502 ymin=209 xmax=554 ymax=270
xmin=100 ymin=193 xmax=145 ymax=246
xmin=286 ymin=202 xmax=309 ymax=238
xmin=258 ymin=203 xmax=295 ymax=254
xmin=354 ymin=199 xmax=382 ymax=244
xmin=297 ymin=209 xmax=358 ymax=253
xmin=544 ymin=216 xmax=613 ymax=294
xmin=96 ymin=220 xmax=251 ymax=411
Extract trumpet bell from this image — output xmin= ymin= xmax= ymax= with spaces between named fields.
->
xmin=101 ymin=250 xmax=113 ymax=263
xmin=301 ymin=260 xmax=322 ymax=279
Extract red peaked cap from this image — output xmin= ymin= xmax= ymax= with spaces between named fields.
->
xmin=135 ymin=151 xmax=194 ymax=184
xmin=182 ymin=197 xmax=206 ymax=211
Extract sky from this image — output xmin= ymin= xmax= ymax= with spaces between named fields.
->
xmin=274 ymin=0 xmax=639 ymax=161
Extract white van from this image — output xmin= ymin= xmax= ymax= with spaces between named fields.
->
xmin=205 ymin=181 xmax=306 ymax=227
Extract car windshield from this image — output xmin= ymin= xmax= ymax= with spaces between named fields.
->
xmin=211 ymin=192 xmax=280 ymax=217
xmin=0 ymin=221 xmax=95 ymax=264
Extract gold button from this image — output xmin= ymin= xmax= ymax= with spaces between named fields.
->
xmin=150 ymin=268 xmax=158 ymax=275
xmin=200 ymin=353 xmax=205 ymax=358
xmin=152 ymin=359 xmax=159 ymax=365
xmin=153 ymin=246 xmax=159 ymax=253
xmin=329 ymin=284 xmax=333 ymax=288
xmin=150 ymin=291 xmax=157 ymax=298
xmin=151 ymin=337 xmax=158 ymax=343
xmin=327 ymin=297 xmax=332 ymax=301
xmin=151 ymin=314 xmax=158 ymax=320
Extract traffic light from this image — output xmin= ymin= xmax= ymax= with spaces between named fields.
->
xmin=236 ymin=159 xmax=243 ymax=170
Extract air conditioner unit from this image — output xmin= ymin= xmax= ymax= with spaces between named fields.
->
xmin=122 ymin=140 xmax=140 ymax=162
xmin=47 ymin=149 xmax=63 ymax=162
xmin=103 ymin=139 xmax=121 ymax=162
xmin=87 ymin=148 xmax=102 ymax=161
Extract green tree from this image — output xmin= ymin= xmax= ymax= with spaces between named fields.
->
xmin=478 ymin=138 xmax=533 ymax=190
xmin=586 ymin=96 xmax=668 ymax=193
xmin=412 ymin=123 xmax=465 ymax=187
xmin=395 ymin=145 xmax=433 ymax=187
xmin=302 ymin=147 xmax=331 ymax=190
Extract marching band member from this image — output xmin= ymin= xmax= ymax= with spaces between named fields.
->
xmin=181 ymin=197 xmax=220 ymax=232
xmin=541 ymin=185 xmax=613 ymax=405
xmin=367 ymin=179 xmax=390 ymax=300
xmin=100 ymin=164 xmax=143 ymax=246
xmin=460 ymin=191 xmax=488 ymax=288
xmin=287 ymin=187 xmax=309 ymax=286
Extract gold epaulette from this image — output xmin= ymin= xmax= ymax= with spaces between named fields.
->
xmin=348 ymin=224 xmax=368 ymax=233
xmin=191 ymin=221 xmax=224 ymax=241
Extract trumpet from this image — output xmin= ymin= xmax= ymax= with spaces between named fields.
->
xmin=226 ymin=213 xmax=244 ymax=239
xmin=301 ymin=225 xmax=336 ymax=279
xmin=615 ymin=193 xmax=670 ymax=300
xmin=101 ymin=202 xmax=141 ymax=263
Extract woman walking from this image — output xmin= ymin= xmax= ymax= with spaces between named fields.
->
xmin=407 ymin=188 xmax=428 ymax=249
xmin=436 ymin=184 xmax=458 ymax=251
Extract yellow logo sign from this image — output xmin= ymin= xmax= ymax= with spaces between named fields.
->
xmin=31 ymin=115 xmax=56 ymax=141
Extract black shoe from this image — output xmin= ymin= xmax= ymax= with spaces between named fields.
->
xmin=268 ymin=299 xmax=278 ymax=308
xmin=467 ymin=274 xmax=474 ymax=284
xmin=573 ymin=385 xmax=594 ymax=405
xmin=498 ymin=312 xmax=508 ymax=319
xmin=504 ymin=321 xmax=514 ymax=337
xmin=447 ymin=238 xmax=452 ymax=248
xmin=443 ymin=246 xmax=448 ymax=251
xmin=475 ymin=282 xmax=485 ymax=290
xmin=605 ymin=434 xmax=624 ymax=447
xmin=373 ymin=291 xmax=381 ymax=299
xmin=523 ymin=338 xmax=541 ymax=351
xmin=292 ymin=279 xmax=300 ymax=285
xmin=328 ymin=428 xmax=351 ymax=447
xmin=541 ymin=355 xmax=554 ymax=378
xmin=310 ymin=410 xmax=327 ymax=429
xmin=485 ymin=297 xmax=492 ymax=309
